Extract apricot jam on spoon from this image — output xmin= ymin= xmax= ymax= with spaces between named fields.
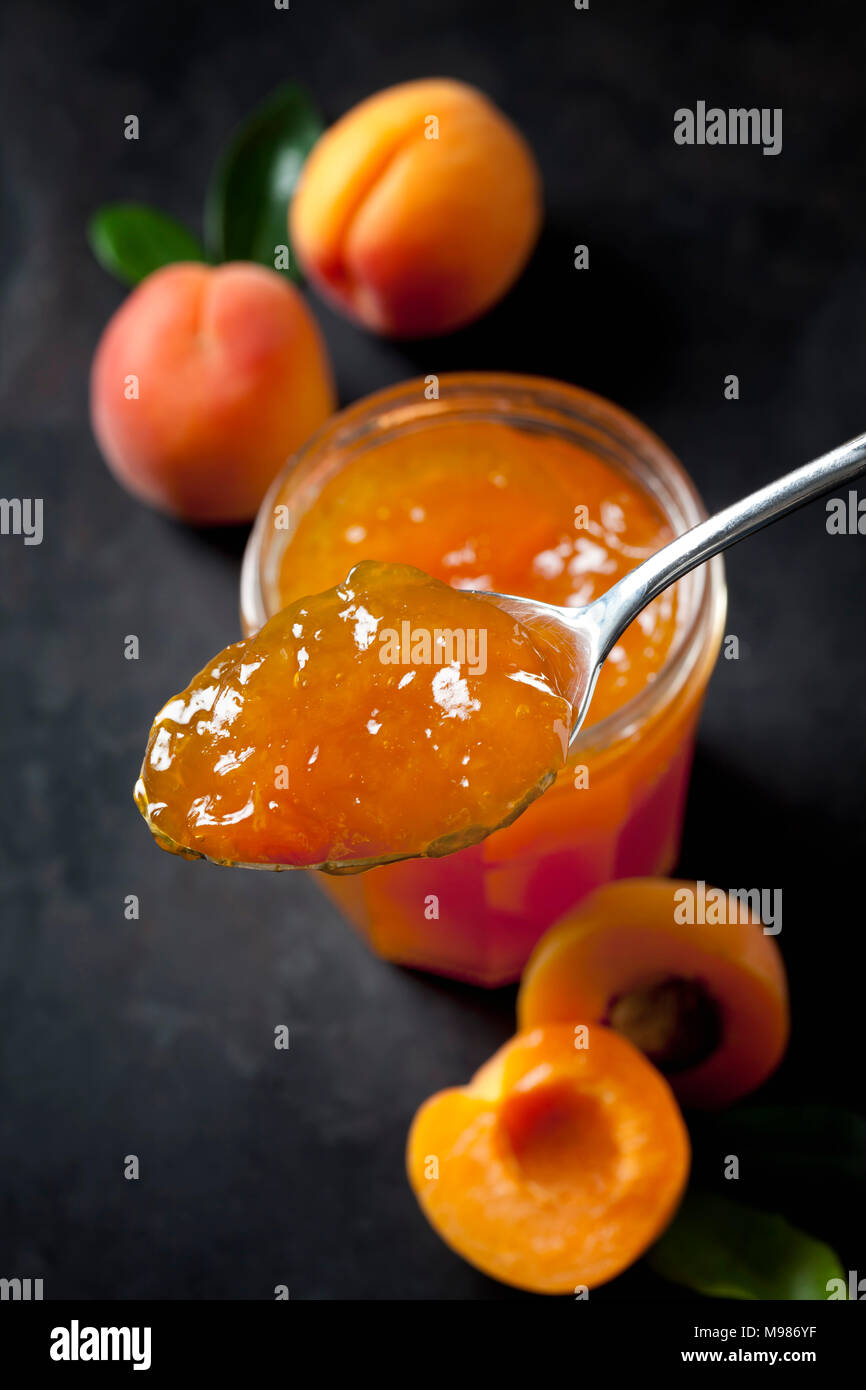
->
xmin=135 ymin=561 xmax=572 ymax=873
xmin=137 ymin=432 xmax=866 ymax=874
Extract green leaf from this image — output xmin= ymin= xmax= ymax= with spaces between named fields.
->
xmin=205 ymin=83 xmax=324 ymax=281
xmin=88 ymin=203 xmax=206 ymax=286
xmin=648 ymin=1194 xmax=845 ymax=1300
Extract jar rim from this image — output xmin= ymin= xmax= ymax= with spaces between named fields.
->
xmin=240 ymin=372 xmax=727 ymax=757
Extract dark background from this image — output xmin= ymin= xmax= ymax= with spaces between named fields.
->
xmin=1 ymin=0 xmax=864 ymax=1300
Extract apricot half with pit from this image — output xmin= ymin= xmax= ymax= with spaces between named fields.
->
xmin=517 ymin=878 xmax=789 ymax=1108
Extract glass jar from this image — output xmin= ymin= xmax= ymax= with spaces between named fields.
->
xmin=241 ymin=374 xmax=727 ymax=986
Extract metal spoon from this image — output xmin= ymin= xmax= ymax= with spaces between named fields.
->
xmin=479 ymin=431 xmax=866 ymax=745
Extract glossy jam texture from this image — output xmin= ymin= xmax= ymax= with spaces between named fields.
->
xmin=277 ymin=419 xmax=679 ymax=727
xmin=136 ymin=561 xmax=571 ymax=872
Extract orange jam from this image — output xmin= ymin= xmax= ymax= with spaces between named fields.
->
xmin=276 ymin=420 xmax=679 ymax=725
xmin=135 ymin=561 xmax=571 ymax=872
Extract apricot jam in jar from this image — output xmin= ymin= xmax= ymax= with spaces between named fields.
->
xmin=241 ymin=375 xmax=726 ymax=986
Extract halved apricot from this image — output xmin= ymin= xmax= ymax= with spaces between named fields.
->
xmin=517 ymin=879 xmax=789 ymax=1108
xmin=406 ymin=1024 xmax=689 ymax=1294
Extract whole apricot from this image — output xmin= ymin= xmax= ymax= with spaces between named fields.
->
xmin=290 ymin=79 xmax=542 ymax=337
xmin=90 ymin=262 xmax=336 ymax=523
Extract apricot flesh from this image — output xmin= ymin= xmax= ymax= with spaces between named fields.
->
xmin=290 ymin=79 xmax=542 ymax=337
xmin=407 ymin=1024 xmax=690 ymax=1294
xmin=135 ymin=561 xmax=571 ymax=872
xmin=90 ymin=262 xmax=336 ymax=523
xmin=517 ymin=879 xmax=790 ymax=1108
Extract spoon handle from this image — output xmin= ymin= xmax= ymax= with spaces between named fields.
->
xmin=592 ymin=429 xmax=866 ymax=659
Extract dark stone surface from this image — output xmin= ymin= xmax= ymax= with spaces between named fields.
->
xmin=0 ymin=0 xmax=864 ymax=1299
